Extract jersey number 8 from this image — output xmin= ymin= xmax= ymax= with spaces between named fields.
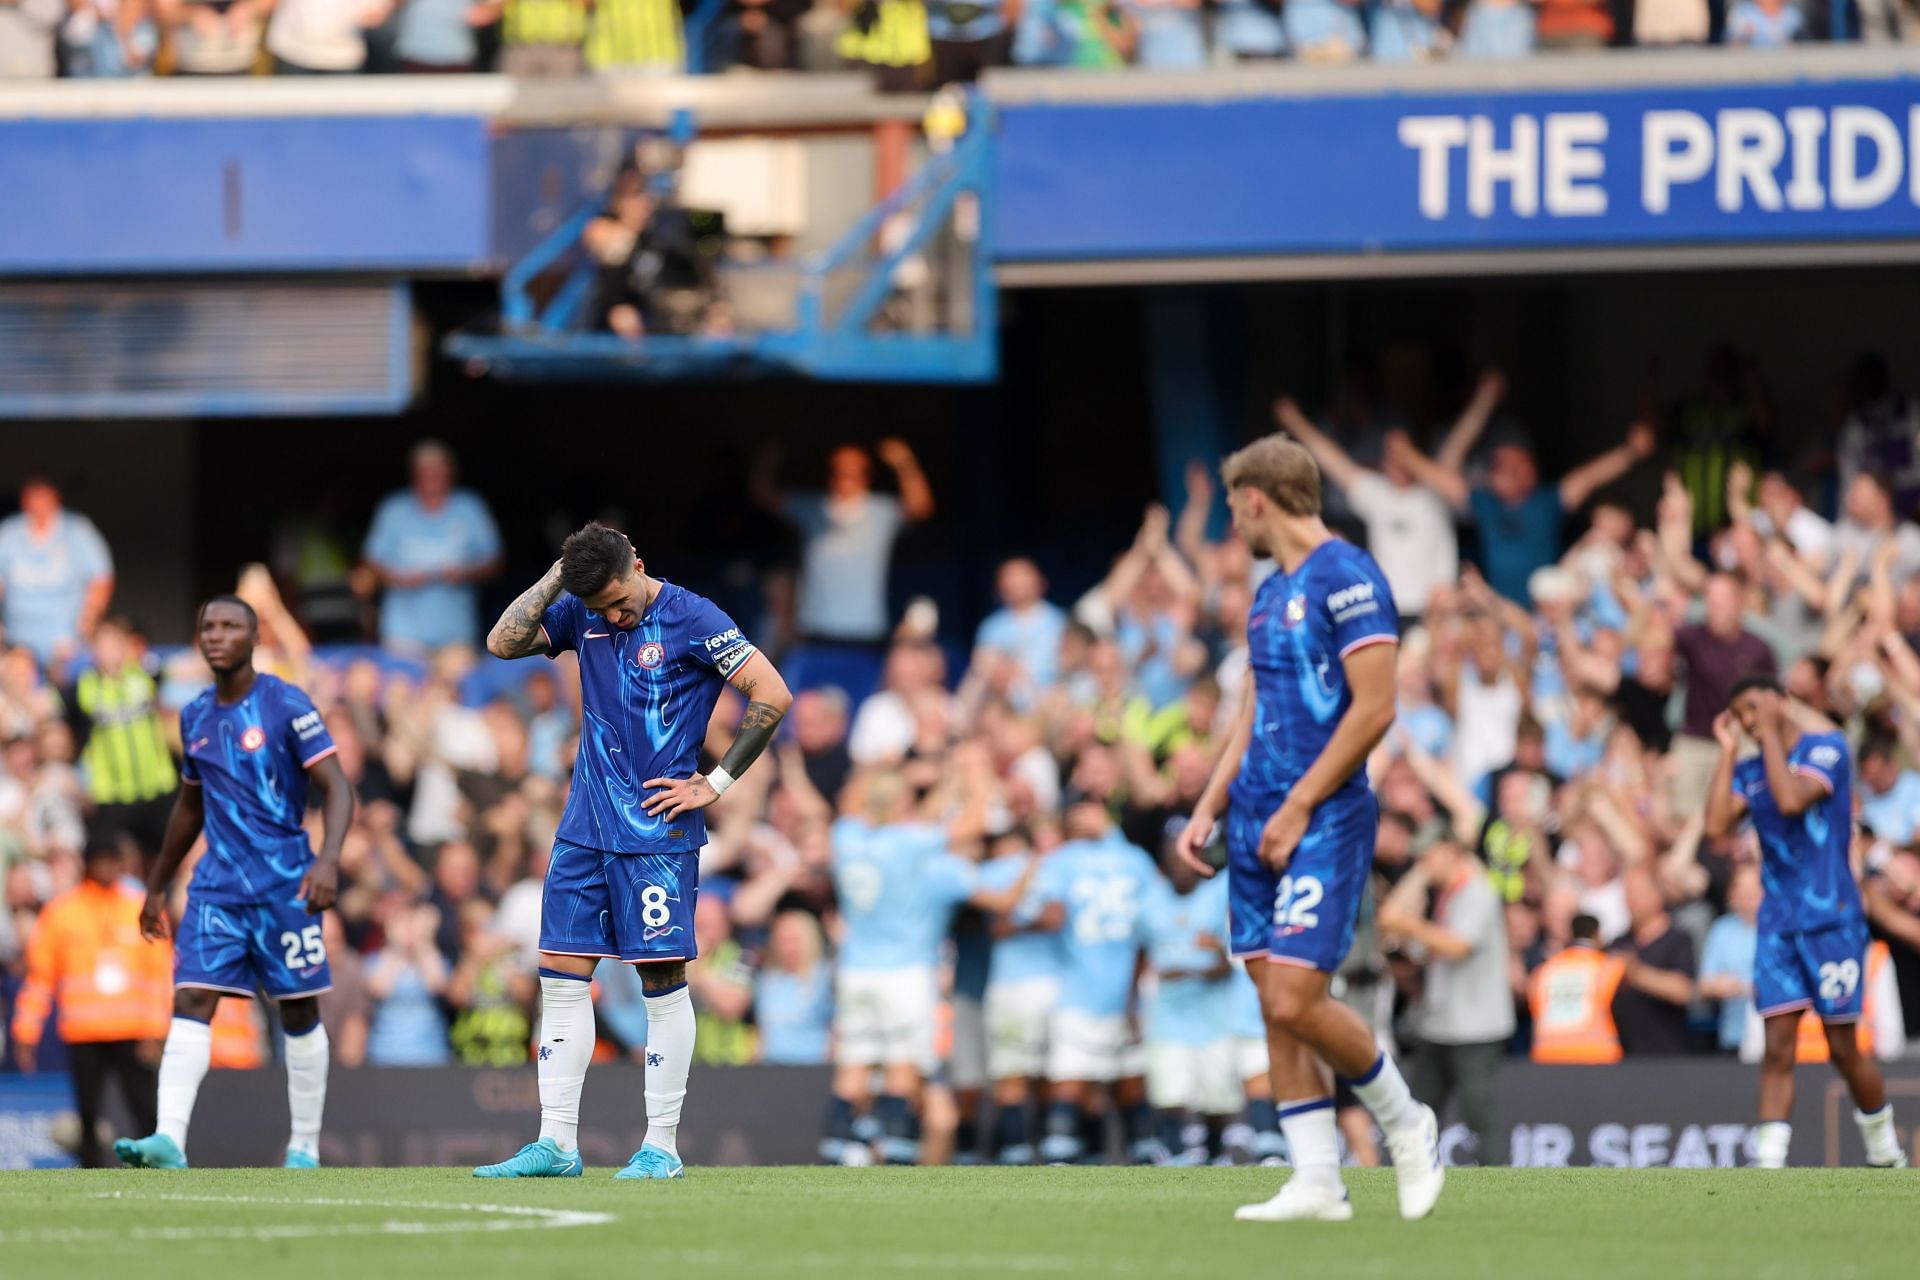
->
xmin=280 ymin=925 xmax=325 ymax=970
xmin=639 ymin=885 xmax=673 ymax=929
xmin=1272 ymin=875 xmax=1324 ymax=930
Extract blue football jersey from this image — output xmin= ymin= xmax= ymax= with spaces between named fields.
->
xmin=830 ymin=818 xmax=978 ymax=972
xmin=1733 ymin=731 xmax=1861 ymax=936
xmin=179 ymin=674 xmax=337 ymax=905
xmin=978 ymin=851 xmax=1061 ymax=986
xmin=1144 ymin=873 xmax=1231 ymax=1046
xmin=1036 ymin=835 xmax=1158 ymax=1018
xmin=1231 ymin=539 xmax=1398 ymax=808
xmin=541 ymin=581 xmax=755 ymax=854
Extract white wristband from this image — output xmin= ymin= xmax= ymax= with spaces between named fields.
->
xmin=706 ymin=766 xmax=736 ymax=796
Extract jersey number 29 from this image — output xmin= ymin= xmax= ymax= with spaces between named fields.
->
xmin=1818 ymin=959 xmax=1861 ymax=1003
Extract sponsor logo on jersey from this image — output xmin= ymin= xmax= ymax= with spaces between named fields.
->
xmin=1283 ymin=596 xmax=1308 ymax=628
xmin=637 ymin=641 xmax=665 ymax=669
xmin=1808 ymin=744 xmax=1841 ymax=769
xmin=241 ymin=726 xmax=267 ymax=752
xmin=703 ymin=628 xmax=744 ymax=652
xmin=584 ymin=630 xmax=610 ymax=640
xmin=291 ymin=710 xmax=325 ymax=740
xmin=714 ymin=642 xmax=754 ymax=677
xmin=1328 ymin=581 xmax=1380 ymax=622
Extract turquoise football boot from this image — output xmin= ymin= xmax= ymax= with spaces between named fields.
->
xmin=114 ymin=1134 xmax=189 ymax=1169
xmin=473 ymin=1138 xmax=583 ymax=1179
xmin=283 ymin=1148 xmax=320 ymax=1170
xmin=613 ymin=1145 xmax=685 ymax=1180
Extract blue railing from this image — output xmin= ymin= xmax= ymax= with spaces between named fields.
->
xmin=446 ymin=97 xmax=999 ymax=384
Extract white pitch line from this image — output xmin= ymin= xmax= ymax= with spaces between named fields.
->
xmin=0 ymin=1192 xmax=614 ymax=1246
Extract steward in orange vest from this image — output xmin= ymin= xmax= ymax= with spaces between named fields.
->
xmin=1528 ymin=919 xmax=1627 ymax=1065
xmin=10 ymin=841 xmax=170 ymax=1165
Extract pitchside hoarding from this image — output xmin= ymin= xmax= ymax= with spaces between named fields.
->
xmin=5 ymin=1061 xmax=1915 ymax=1169
xmin=995 ymin=79 xmax=1920 ymax=261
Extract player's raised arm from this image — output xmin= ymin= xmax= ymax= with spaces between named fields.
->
xmin=485 ymin=559 xmax=565 ymax=659
xmin=1752 ymin=690 xmax=1826 ymax=817
xmin=1702 ymin=710 xmax=1749 ymax=838
xmin=644 ymin=649 xmax=793 ymax=821
xmin=139 ymin=782 xmax=206 ymax=941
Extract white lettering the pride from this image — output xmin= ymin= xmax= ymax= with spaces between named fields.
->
xmin=1401 ymin=104 xmax=1920 ymax=220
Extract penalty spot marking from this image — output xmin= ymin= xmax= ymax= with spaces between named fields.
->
xmin=0 ymin=1191 xmax=615 ymax=1245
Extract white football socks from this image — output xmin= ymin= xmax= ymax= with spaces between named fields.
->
xmin=1857 ymin=1106 xmax=1902 ymax=1166
xmin=284 ymin=1022 xmax=329 ymax=1160
xmin=642 ymin=982 xmax=695 ymax=1159
xmin=1349 ymin=1051 xmax=1418 ymax=1134
xmin=536 ymin=972 xmax=595 ymax=1152
xmin=156 ymin=1015 xmax=213 ymax=1150
xmin=1751 ymin=1121 xmax=1792 ymax=1169
xmin=1278 ymin=1098 xmax=1343 ymax=1191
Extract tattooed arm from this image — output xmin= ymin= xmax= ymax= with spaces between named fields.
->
xmin=486 ymin=560 xmax=564 ymax=659
xmin=643 ymin=650 xmax=793 ymax=821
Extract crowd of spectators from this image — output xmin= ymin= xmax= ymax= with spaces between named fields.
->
xmin=5 ymin=349 xmax=1920 ymax=1167
xmin=4 ymin=0 xmax=1914 ymax=83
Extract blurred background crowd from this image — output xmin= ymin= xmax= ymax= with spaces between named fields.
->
xmin=4 ymin=0 xmax=1915 ymax=85
xmin=4 ymin=345 xmax=1920 ymax=1167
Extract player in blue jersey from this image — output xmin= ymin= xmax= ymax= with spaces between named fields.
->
xmin=1703 ymin=675 xmax=1906 ymax=1169
xmin=115 ymin=596 xmax=355 ymax=1171
xmin=1174 ymin=435 xmax=1443 ymax=1222
xmin=1142 ymin=858 xmax=1235 ymax=1164
xmin=1036 ymin=798 xmax=1162 ymax=1165
xmin=980 ymin=821 xmax=1065 ymax=1164
xmin=822 ymin=764 xmax=1033 ymax=1165
xmin=474 ymin=523 xmax=792 ymax=1181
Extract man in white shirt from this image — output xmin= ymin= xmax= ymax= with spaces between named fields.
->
xmin=1748 ymin=470 xmax=1835 ymax=571
xmin=1274 ymin=374 xmax=1505 ymax=621
xmin=0 ymin=0 xmax=64 ymax=76
xmin=1835 ymin=472 xmax=1920 ymax=581
xmin=757 ymin=439 xmax=935 ymax=647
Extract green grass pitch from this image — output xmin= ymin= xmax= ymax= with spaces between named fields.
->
xmin=0 ymin=1166 xmax=1911 ymax=1279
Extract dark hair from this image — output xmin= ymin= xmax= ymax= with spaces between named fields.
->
xmin=1727 ymin=673 xmax=1783 ymax=706
xmin=197 ymin=595 xmax=258 ymax=631
xmin=83 ymin=834 xmax=123 ymax=863
xmin=1861 ymin=733 xmax=1900 ymax=764
xmin=560 ymin=522 xmax=636 ymax=599
xmin=1571 ymin=913 xmax=1603 ymax=942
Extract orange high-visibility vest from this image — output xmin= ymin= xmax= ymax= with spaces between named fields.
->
xmin=1529 ymin=944 xmax=1627 ymax=1064
xmin=209 ymin=997 xmax=266 ymax=1070
xmin=10 ymin=881 xmax=171 ymax=1048
xmin=1793 ymin=942 xmax=1890 ymax=1063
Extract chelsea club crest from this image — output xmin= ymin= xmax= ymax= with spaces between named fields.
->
xmin=637 ymin=641 xmax=665 ymax=669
